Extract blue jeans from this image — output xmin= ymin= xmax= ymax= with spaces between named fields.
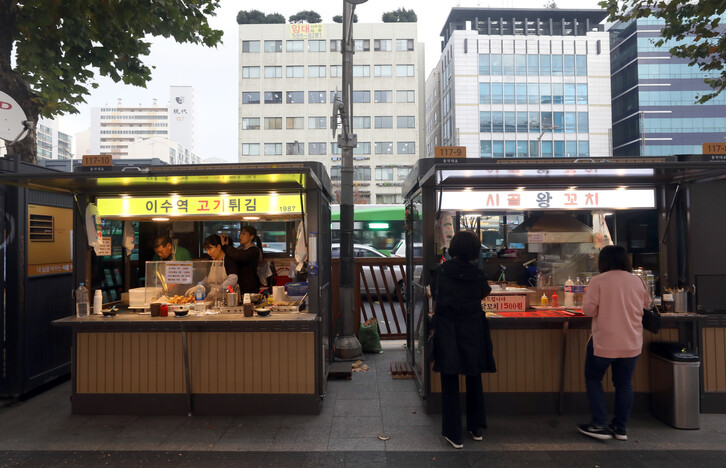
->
xmin=585 ymin=339 xmax=639 ymax=429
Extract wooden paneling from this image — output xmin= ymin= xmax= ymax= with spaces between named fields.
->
xmin=77 ymin=331 xmax=316 ymax=395
xmin=430 ymin=327 xmax=680 ymax=394
xmin=77 ymin=332 xmax=184 ymax=394
xmin=703 ymin=327 xmax=726 ymax=392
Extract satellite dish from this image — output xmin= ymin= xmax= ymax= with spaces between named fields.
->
xmin=0 ymin=90 xmax=31 ymax=143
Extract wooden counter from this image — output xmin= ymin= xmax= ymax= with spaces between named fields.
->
xmin=424 ymin=313 xmax=702 ymax=415
xmin=54 ymin=312 xmax=323 ymax=415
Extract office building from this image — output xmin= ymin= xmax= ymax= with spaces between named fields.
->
xmin=428 ymin=7 xmax=611 ymax=158
xmin=88 ymin=87 xmax=199 ymax=164
xmin=609 ymin=16 xmax=726 ymax=156
xmin=238 ymin=22 xmax=425 ymax=203
xmin=37 ymin=117 xmax=73 ymax=160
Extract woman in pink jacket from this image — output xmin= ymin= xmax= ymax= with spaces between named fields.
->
xmin=577 ymin=245 xmax=651 ymax=441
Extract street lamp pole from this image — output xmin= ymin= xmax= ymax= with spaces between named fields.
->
xmin=333 ymin=0 xmax=366 ymax=360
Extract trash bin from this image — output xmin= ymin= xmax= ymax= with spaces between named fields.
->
xmin=649 ymin=342 xmax=700 ymax=429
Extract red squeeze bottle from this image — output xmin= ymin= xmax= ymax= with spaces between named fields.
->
xmin=551 ymin=292 xmax=560 ymax=307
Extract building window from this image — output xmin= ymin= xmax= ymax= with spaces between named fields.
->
xmin=309 ymin=142 xmax=326 ymax=155
xmin=286 ymin=117 xmax=304 ymax=129
xmin=309 ymin=40 xmax=326 ymax=52
xmin=396 ymin=90 xmax=415 ymax=103
xmin=375 ymin=142 xmax=394 ymax=154
xmin=330 ymin=166 xmax=341 ymax=180
xmin=264 ymin=40 xmax=282 ymax=52
xmin=480 ymin=140 xmax=493 ymax=158
xmin=374 ymin=39 xmax=392 ymax=51
xmin=264 ymin=143 xmax=282 ymax=155
xmin=330 ymin=143 xmax=341 ymax=155
xmin=374 ymin=90 xmax=392 ymax=103
xmin=374 ymin=65 xmax=392 ymax=77
xmin=308 ymin=91 xmax=326 ymax=104
xmin=375 ymin=116 xmax=393 ymax=128
xmin=264 ymin=117 xmax=282 ymax=130
xmin=242 ymin=118 xmax=260 ymax=130
xmin=395 ymin=39 xmax=414 ymax=51
xmin=264 ymin=66 xmax=282 ymax=78
xmin=353 ymin=166 xmax=371 ymax=180
xmin=242 ymin=92 xmax=260 ymax=104
xmin=309 ymin=116 xmax=327 ymax=129
xmin=377 ymin=194 xmax=402 ymax=204
xmin=353 ymin=116 xmax=371 ymax=129
xmin=308 ymin=65 xmax=326 ymax=78
xmin=286 ymin=40 xmax=304 ymax=52
xmin=397 ymin=142 xmax=415 ymax=154
xmin=395 ymin=64 xmax=414 ymax=77
xmin=353 ymin=91 xmax=370 ymax=103
xmin=480 ymin=111 xmax=492 ymax=133
xmin=264 ymin=91 xmax=282 ymax=104
xmin=353 ymin=65 xmax=370 ymax=77
xmin=286 ymin=66 xmax=304 ymax=78
xmin=330 ymin=39 xmax=342 ymax=51
xmin=242 ymin=41 xmax=260 ymax=53
xmin=578 ymin=112 xmax=589 ymax=133
xmin=479 ymin=54 xmax=490 ymax=75
xmin=286 ymin=91 xmax=304 ymax=104
xmin=330 ymin=65 xmax=342 ymax=77
xmin=354 ymin=39 xmax=370 ymax=51
xmin=353 ymin=142 xmax=371 ymax=155
xmin=397 ymin=116 xmax=415 ymax=128
xmin=397 ymin=166 xmax=412 ymax=180
xmin=242 ymin=143 xmax=260 ymax=156
xmin=286 ymin=142 xmax=304 ymax=155
xmin=576 ymin=55 xmax=587 ymax=76
xmin=576 ymin=84 xmax=588 ymax=104
xmin=375 ymin=167 xmax=394 ymax=180
xmin=242 ymin=66 xmax=260 ymax=78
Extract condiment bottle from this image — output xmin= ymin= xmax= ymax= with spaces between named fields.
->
xmin=564 ymin=277 xmax=575 ymax=307
xmin=551 ymin=292 xmax=559 ymax=307
xmin=540 ymin=293 xmax=549 ymax=307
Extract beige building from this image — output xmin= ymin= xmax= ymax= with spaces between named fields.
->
xmin=238 ymin=22 xmax=425 ymax=203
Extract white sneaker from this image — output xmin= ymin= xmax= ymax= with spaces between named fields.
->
xmin=444 ymin=436 xmax=463 ymax=449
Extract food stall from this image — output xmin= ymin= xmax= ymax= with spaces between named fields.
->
xmin=402 ymin=156 xmax=726 ymax=414
xmin=1 ymin=161 xmax=333 ymax=415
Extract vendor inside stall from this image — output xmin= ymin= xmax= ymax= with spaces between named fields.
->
xmin=152 ymin=235 xmax=193 ymax=261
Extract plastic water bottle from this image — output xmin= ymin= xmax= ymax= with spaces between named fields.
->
xmin=564 ymin=277 xmax=574 ymax=307
xmin=75 ymin=283 xmax=90 ymax=318
xmin=573 ymin=277 xmax=584 ymax=307
xmin=194 ymin=282 xmax=206 ymax=315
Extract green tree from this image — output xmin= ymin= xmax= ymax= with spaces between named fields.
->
xmin=382 ymin=8 xmax=417 ymax=23
xmin=237 ymin=10 xmax=285 ymax=24
xmin=600 ymin=0 xmax=726 ymax=103
xmin=289 ymin=10 xmax=322 ymax=24
xmin=333 ymin=14 xmax=358 ymax=23
xmin=1 ymin=0 xmax=223 ymax=164
xmin=544 ymin=1 xmax=558 ymax=8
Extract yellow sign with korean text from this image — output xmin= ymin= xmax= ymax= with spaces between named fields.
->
xmin=97 ymin=194 xmax=302 ymax=217
xmin=289 ymin=24 xmax=324 ymax=39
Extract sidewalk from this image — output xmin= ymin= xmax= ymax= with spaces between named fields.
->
xmin=1 ymin=341 xmax=725 ymax=467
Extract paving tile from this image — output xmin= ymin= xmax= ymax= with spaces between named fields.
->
xmin=382 ymin=406 xmax=437 ymax=428
xmin=330 ymin=416 xmax=383 ymax=438
xmin=382 ymin=425 xmax=444 ymax=451
xmin=333 ymin=398 xmax=380 ymax=417
xmin=336 ymin=382 xmax=380 ymax=400
xmin=327 ymin=437 xmax=386 ymax=451
xmin=212 ymin=437 xmax=274 ymax=452
xmin=379 ymin=390 xmax=424 ymax=407
xmin=115 ymin=415 xmax=186 ymax=439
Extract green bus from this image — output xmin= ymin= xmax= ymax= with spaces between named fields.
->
xmin=331 ymin=204 xmax=405 ymax=256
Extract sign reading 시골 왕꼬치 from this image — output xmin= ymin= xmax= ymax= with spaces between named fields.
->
xmin=441 ymin=189 xmax=656 ymax=211
xmin=97 ymin=194 xmax=302 ymax=217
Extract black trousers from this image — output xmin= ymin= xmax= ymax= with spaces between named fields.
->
xmin=441 ymin=373 xmax=486 ymax=441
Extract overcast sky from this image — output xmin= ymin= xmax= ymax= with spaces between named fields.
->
xmin=59 ymin=0 xmax=601 ymax=162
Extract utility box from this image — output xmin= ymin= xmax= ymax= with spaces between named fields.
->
xmin=650 ymin=342 xmax=701 ymax=430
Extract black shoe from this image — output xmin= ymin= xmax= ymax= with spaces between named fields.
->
xmin=444 ymin=436 xmax=463 ymax=449
xmin=609 ymin=424 xmax=628 ymax=441
xmin=577 ymin=423 xmax=613 ymax=440
xmin=468 ymin=428 xmax=484 ymax=441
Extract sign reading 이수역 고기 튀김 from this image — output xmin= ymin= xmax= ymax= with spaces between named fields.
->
xmin=97 ymin=194 xmax=302 ymax=217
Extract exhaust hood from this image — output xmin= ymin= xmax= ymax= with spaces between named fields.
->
xmin=509 ymin=213 xmax=593 ymax=244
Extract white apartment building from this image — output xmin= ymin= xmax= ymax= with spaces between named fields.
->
xmin=89 ymin=86 xmax=199 ymax=164
xmin=238 ymin=22 xmax=425 ymax=204
xmin=425 ymin=62 xmax=442 ymax=158
xmin=37 ymin=117 xmax=73 ymax=160
xmin=429 ymin=8 xmax=612 ymax=158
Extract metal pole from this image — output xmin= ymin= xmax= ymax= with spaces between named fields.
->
xmin=333 ymin=0 xmax=366 ymax=360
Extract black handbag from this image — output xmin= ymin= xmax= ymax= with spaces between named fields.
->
xmin=642 ymin=305 xmax=662 ymax=334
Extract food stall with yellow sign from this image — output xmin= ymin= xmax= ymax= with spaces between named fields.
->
xmin=1 ymin=161 xmax=333 ymax=415
xmin=402 ymin=156 xmax=726 ymax=415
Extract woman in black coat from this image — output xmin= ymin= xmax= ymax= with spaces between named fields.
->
xmin=430 ymin=230 xmax=496 ymax=449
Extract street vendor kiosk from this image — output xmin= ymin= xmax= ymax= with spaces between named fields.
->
xmin=403 ymin=156 xmax=726 ymax=414
xmin=0 ymin=161 xmax=333 ymax=415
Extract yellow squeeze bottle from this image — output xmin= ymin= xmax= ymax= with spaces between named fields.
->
xmin=540 ymin=293 xmax=549 ymax=307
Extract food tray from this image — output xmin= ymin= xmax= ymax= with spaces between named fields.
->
xmin=270 ymin=302 xmax=302 ymax=313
